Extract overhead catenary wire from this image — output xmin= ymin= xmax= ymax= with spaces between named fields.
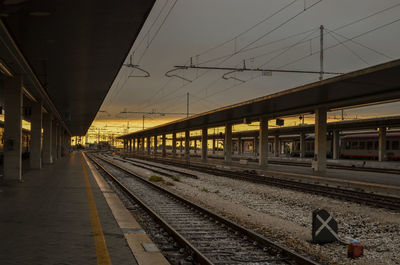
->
xmin=110 ymin=0 xmax=179 ymax=103
xmin=123 ymin=1 xmax=400 ymax=118
xmin=163 ymin=15 xmax=400 ymax=115
xmin=107 ymin=1 xmax=171 ymax=103
xmin=325 ymin=29 xmax=369 ymax=65
xmin=325 ymin=28 xmax=392 ymax=60
xmin=195 ymin=1 xmax=399 ymax=68
xmin=193 ymin=0 xmax=322 ymax=68
xmin=274 ymin=17 xmax=400 ymax=71
xmin=157 ymin=1 xmax=322 ymax=111
xmin=196 ymin=27 xmax=319 ymax=66
xmin=195 ymin=0 xmax=299 ymax=57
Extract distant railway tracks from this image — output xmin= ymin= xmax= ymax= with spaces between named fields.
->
xmin=115 ymin=154 xmax=400 ymax=211
xmin=88 ymin=153 xmax=319 ymax=265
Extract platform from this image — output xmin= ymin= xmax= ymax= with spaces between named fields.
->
xmin=0 ymin=151 xmax=165 ymax=265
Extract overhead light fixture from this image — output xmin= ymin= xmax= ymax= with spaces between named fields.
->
xmin=0 ymin=60 xmax=13 ymax=77
xmin=29 ymin=11 xmax=51 ymax=17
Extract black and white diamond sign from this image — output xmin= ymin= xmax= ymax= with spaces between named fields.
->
xmin=312 ymin=209 xmax=338 ymax=244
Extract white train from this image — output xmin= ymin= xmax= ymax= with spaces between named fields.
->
xmin=341 ymin=132 xmax=400 ymax=160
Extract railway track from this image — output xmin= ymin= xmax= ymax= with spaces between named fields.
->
xmin=108 ymin=155 xmax=198 ymax=179
xmin=88 ymin=153 xmax=319 ymax=265
xmin=116 ymin=154 xmax=400 ymax=211
xmin=201 ymin=155 xmax=400 ymax=175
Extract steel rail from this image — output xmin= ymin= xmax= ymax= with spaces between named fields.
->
xmin=88 ymin=154 xmax=213 ymax=265
xmin=90 ymin=154 xmax=320 ymax=265
xmin=124 ymin=154 xmax=400 ymax=211
xmin=112 ymin=155 xmax=198 ymax=179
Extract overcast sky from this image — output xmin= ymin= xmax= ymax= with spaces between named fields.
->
xmin=90 ymin=0 xmax=400 ymax=135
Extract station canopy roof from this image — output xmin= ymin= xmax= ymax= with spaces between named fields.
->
xmin=0 ymin=0 xmax=155 ymax=135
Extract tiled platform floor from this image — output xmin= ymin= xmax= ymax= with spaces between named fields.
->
xmin=0 ymin=151 xmax=137 ymax=265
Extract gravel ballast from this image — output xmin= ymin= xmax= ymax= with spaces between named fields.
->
xmin=106 ymin=155 xmax=400 ymax=265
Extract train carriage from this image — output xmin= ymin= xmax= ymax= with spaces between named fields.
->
xmin=341 ymin=132 xmax=400 ymax=160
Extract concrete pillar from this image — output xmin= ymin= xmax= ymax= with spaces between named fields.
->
xmin=66 ymin=133 xmax=71 ymax=152
xmin=299 ymin=132 xmax=306 ymax=158
xmin=162 ymin=134 xmax=166 ymax=157
xmin=332 ymin=130 xmax=340 ymax=160
xmin=52 ymin=121 xmax=58 ymax=161
xmin=259 ymin=116 xmax=268 ymax=166
xmin=378 ymin=127 xmax=387 ymax=162
xmin=30 ymin=102 xmax=43 ymax=169
xmin=194 ymin=139 xmax=197 ymax=154
xmin=253 ymin=137 xmax=257 ymax=156
xmin=212 ymin=138 xmax=216 ymax=154
xmin=153 ymin=136 xmax=158 ymax=155
xmin=132 ymin=138 xmax=136 ymax=152
xmin=134 ymin=139 xmax=137 ymax=152
xmin=185 ymin=129 xmax=190 ymax=160
xmin=42 ymin=114 xmax=53 ymax=164
xmin=172 ymin=132 xmax=177 ymax=158
xmin=4 ymin=77 xmax=23 ymax=181
xmin=141 ymin=137 xmax=145 ymax=153
xmin=60 ymin=130 xmax=64 ymax=156
xmin=238 ymin=137 xmax=242 ymax=155
xmin=274 ymin=135 xmax=280 ymax=157
xmin=57 ymin=125 xmax=62 ymax=158
xmin=201 ymin=127 xmax=208 ymax=161
xmin=224 ymin=124 xmax=232 ymax=163
xmin=147 ymin=136 xmax=151 ymax=155
xmin=313 ymin=108 xmax=327 ymax=172
xmin=180 ymin=139 xmax=183 ymax=156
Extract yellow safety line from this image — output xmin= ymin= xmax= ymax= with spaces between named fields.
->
xmin=80 ymin=153 xmax=112 ymax=265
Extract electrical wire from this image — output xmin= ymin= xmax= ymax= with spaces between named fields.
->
xmin=151 ymin=2 xmax=321 ymax=111
xmin=325 ymin=29 xmax=369 ymax=65
xmin=132 ymin=0 xmax=171 ymax=60
xmin=275 ymin=17 xmax=400 ymax=70
xmin=258 ymin=27 xmax=319 ymax=67
xmin=195 ymin=0 xmax=299 ymax=57
xmin=325 ymin=28 xmax=392 ymax=60
xmin=122 ymin=1 xmax=400 ymax=116
xmin=107 ymin=1 xmax=171 ymax=103
xmin=110 ymin=0 xmax=179 ymax=103
xmin=195 ymin=0 xmax=322 ymax=67
xmin=164 ymin=14 xmax=400 ymax=114
xmin=195 ymin=1 xmax=399 ymax=68
xmin=196 ymin=27 xmax=318 ymax=66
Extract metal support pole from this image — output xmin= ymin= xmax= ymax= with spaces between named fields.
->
xmin=201 ymin=127 xmax=208 ymax=162
xmin=274 ymin=135 xmax=280 ymax=157
xmin=162 ymin=134 xmax=166 ymax=157
xmin=147 ymin=136 xmax=151 ymax=155
xmin=186 ymin=92 xmax=189 ymax=118
xmin=300 ymin=132 xmax=306 ymax=158
xmin=378 ymin=127 xmax=387 ymax=162
xmin=319 ymin=25 xmax=324 ymax=81
xmin=172 ymin=132 xmax=177 ymax=158
xmin=153 ymin=136 xmax=158 ymax=155
xmin=259 ymin=116 xmax=268 ymax=166
xmin=185 ymin=130 xmax=190 ymax=160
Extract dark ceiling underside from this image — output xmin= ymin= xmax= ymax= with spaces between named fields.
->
xmin=1 ymin=0 xmax=155 ymax=135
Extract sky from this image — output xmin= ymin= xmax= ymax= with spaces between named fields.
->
xmin=85 ymin=0 xmax=400 ymax=143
